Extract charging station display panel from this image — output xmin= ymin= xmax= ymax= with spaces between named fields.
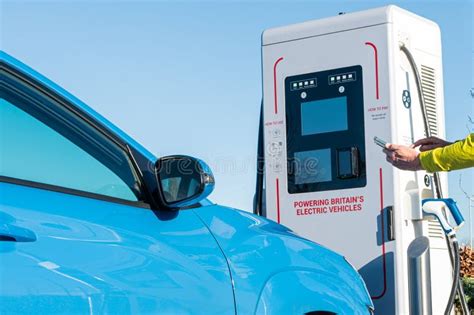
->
xmin=294 ymin=149 xmax=332 ymax=184
xmin=301 ymin=97 xmax=348 ymax=135
xmin=285 ymin=65 xmax=366 ymax=194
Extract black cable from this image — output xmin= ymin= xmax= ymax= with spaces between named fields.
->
xmin=445 ymin=234 xmax=469 ymax=315
xmin=445 ymin=239 xmax=461 ymax=315
xmin=400 ymin=44 xmax=470 ymax=314
xmin=457 ymin=277 xmax=469 ymax=315
xmin=254 ymin=101 xmax=264 ymax=216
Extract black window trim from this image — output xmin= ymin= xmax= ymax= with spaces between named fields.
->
xmin=0 ymin=61 xmax=156 ymax=208
xmin=0 ymin=175 xmax=151 ymax=209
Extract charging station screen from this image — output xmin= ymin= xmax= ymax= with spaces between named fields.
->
xmin=294 ymin=149 xmax=332 ymax=185
xmin=301 ymin=96 xmax=348 ymax=135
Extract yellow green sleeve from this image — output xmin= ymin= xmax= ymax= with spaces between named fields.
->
xmin=419 ymin=133 xmax=474 ymax=172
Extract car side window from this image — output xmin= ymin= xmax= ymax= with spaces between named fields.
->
xmin=0 ymin=88 xmax=141 ymax=202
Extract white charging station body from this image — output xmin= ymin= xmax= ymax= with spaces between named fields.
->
xmin=261 ymin=6 xmax=451 ymax=314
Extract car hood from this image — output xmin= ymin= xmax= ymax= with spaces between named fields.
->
xmin=193 ymin=204 xmax=373 ymax=314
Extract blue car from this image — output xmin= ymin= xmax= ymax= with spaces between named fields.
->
xmin=0 ymin=51 xmax=373 ymax=315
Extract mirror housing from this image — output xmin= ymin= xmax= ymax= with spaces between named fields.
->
xmin=155 ymin=155 xmax=215 ymax=209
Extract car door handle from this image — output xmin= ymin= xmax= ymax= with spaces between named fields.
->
xmin=0 ymin=223 xmax=36 ymax=242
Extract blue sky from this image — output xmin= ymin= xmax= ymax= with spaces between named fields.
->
xmin=2 ymin=0 xmax=472 ymax=242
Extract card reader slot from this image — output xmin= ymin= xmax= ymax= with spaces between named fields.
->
xmin=337 ymin=147 xmax=360 ymax=179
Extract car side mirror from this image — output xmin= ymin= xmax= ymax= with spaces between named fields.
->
xmin=155 ymin=155 xmax=215 ymax=209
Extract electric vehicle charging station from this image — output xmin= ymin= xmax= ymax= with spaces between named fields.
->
xmin=256 ymin=5 xmax=465 ymax=314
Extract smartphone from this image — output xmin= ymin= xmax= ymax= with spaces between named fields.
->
xmin=374 ymin=136 xmax=388 ymax=148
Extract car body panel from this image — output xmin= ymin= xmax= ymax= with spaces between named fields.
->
xmin=193 ymin=205 xmax=373 ymax=314
xmin=0 ymin=182 xmax=235 ymax=314
xmin=256 ymin=270 xmax=362 ymax=314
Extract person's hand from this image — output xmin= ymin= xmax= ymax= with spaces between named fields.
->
xmin=411 ymin=136 xmax=452 ymax=151
xmin=383 ymin=143 xmax=423 ymax=171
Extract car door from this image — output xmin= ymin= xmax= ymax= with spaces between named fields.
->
xmin=0 ymin=60 xmax=235 ymax=314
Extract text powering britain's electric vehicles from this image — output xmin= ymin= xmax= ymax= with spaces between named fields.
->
xmin=0 ymin=51 xmax=373 ymax=314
